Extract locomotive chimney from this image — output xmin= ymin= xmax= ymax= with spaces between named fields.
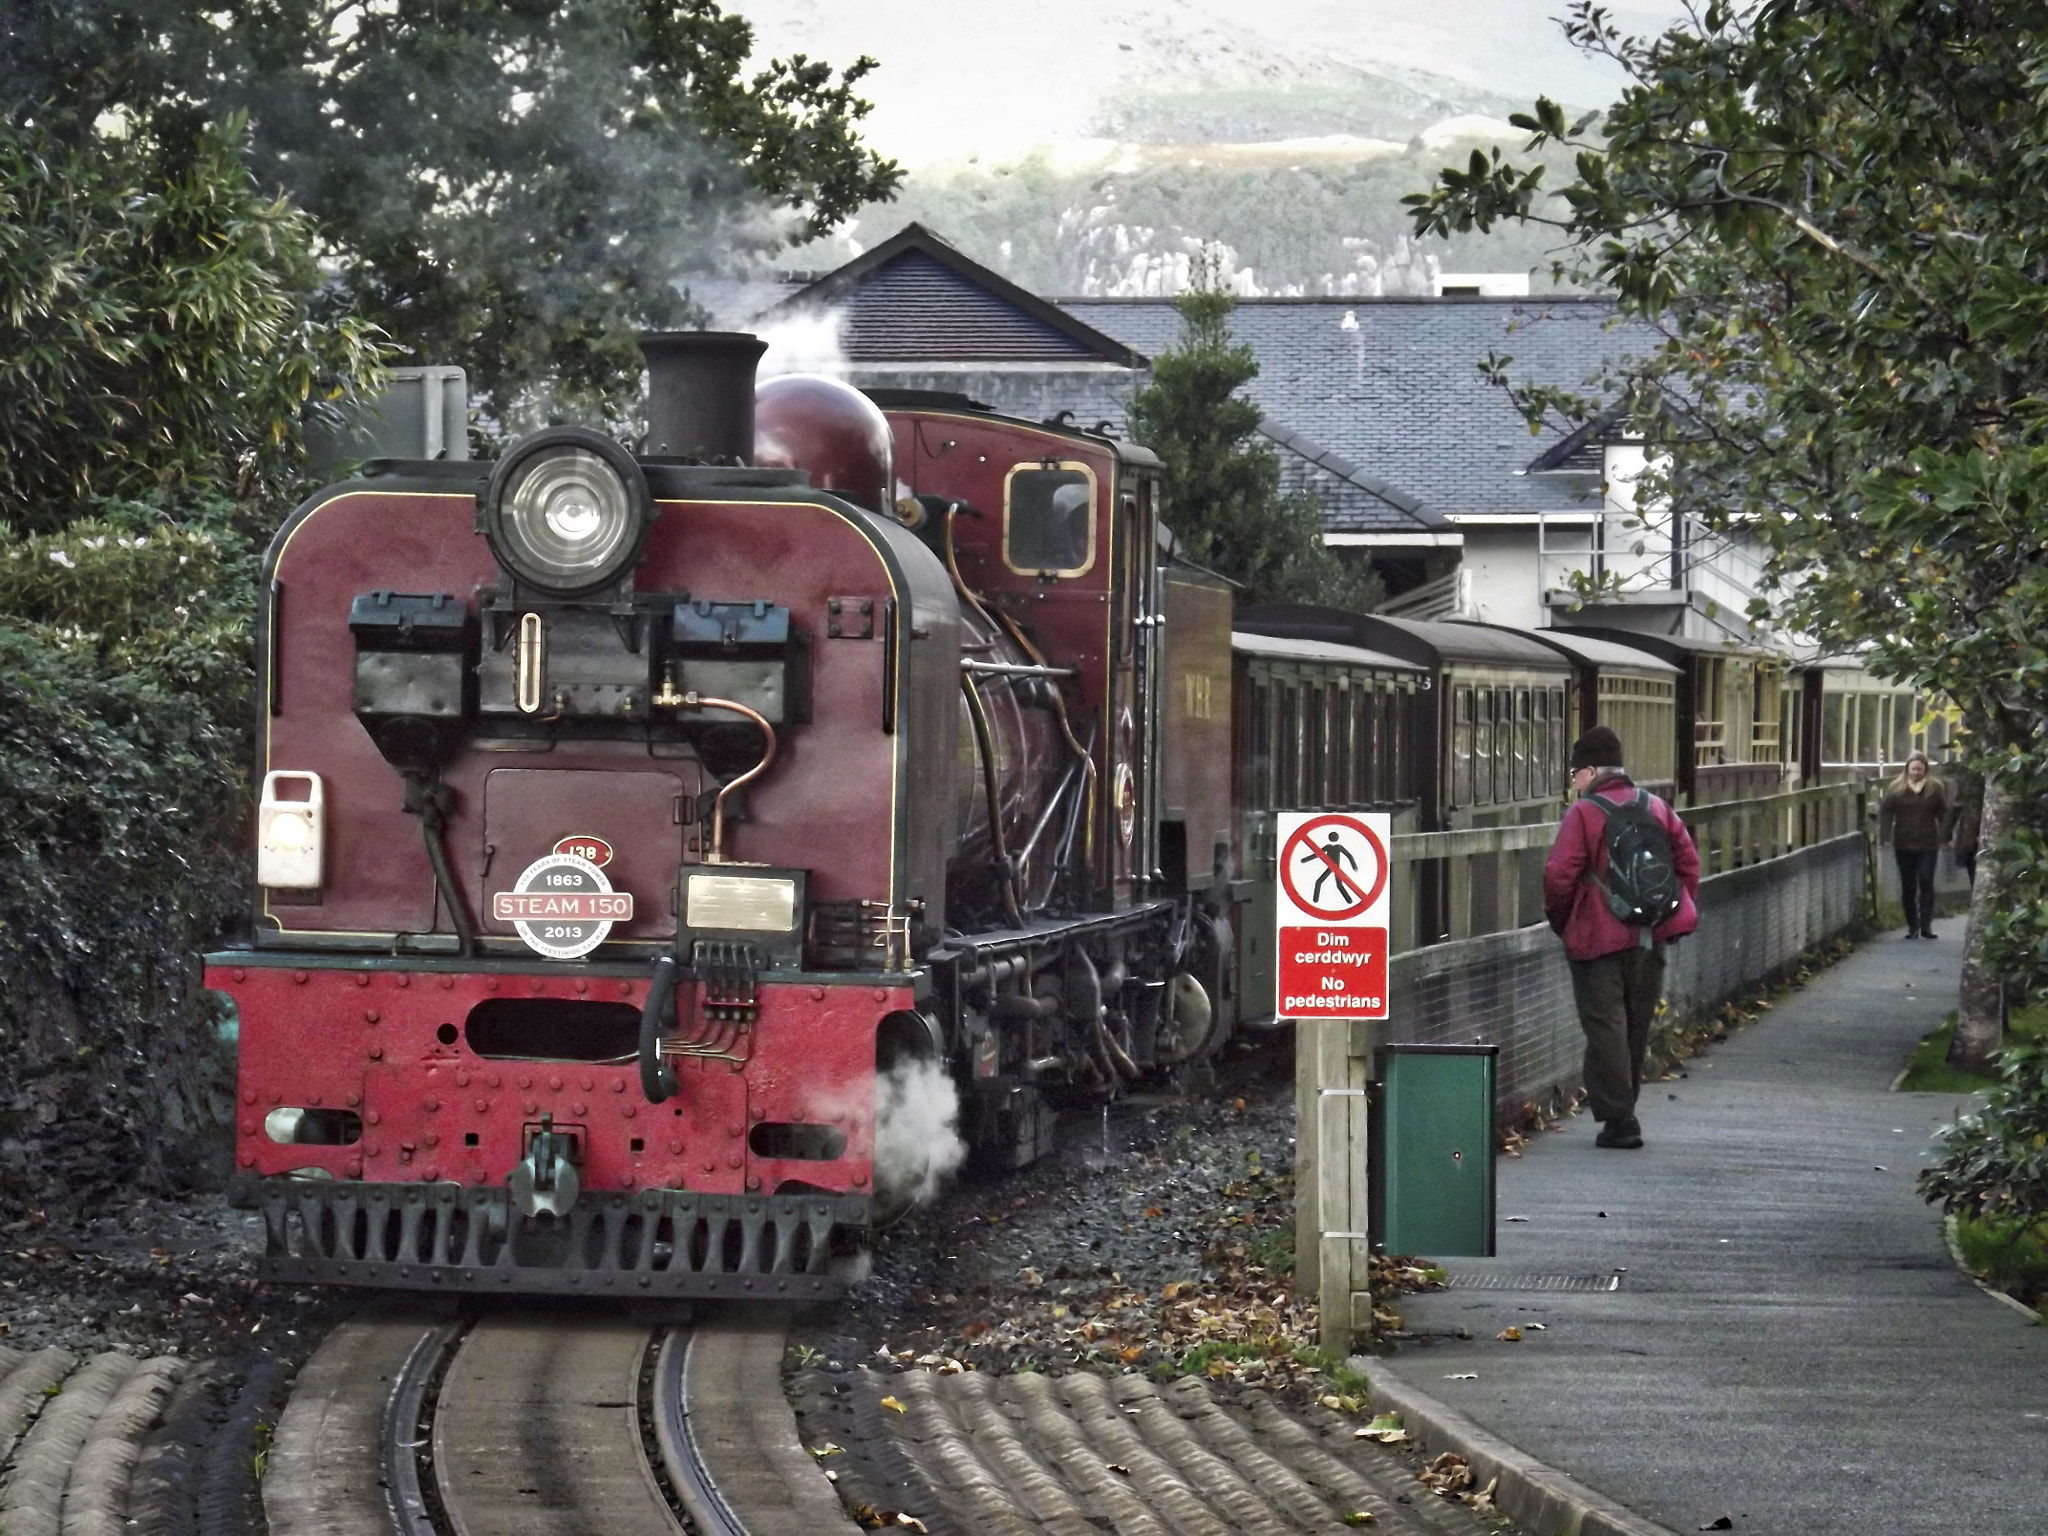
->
xmin=639 ymin=331 xmax=769 ymax=462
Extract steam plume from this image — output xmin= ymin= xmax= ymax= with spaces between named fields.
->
xmin=873 ymin=1056 xmax=967 ymax=1209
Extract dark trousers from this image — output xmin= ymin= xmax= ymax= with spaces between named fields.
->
xmin=1569 ymin=943 xmax=1667 ymax=1126
xmin=1895 ymin=848 xmax=1939 ymax=934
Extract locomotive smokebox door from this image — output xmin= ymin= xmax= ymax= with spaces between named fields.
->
xmin=482 ymin=768 xmax=690 ymax=942
xmin=348 ymin=590 xmax=477 ymax=771
xmin=669 ymin=599 xmax=806 ymax=724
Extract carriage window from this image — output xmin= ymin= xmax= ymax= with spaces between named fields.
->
xmin=1248 ymin=678 xmax=1273 ymax=810
xmin=1368 ymin=688 xmax=1384 ymax=806
xmin=1353 ymin=688 xmax=1371 ymax=804
xmin=1857 ymin=693 xmax=1881 ymax=768
xmin=1551 ymin=686 xmax=1569 ymax=794
xmin=1002 ymin=463 xmax=1096 ymax=576
xmin=1889 ymin=693 xmax=1913 ymax=765
xmin=1276 ymin=684 xmax=1296 ymax=807
xmin=1821 ymin=693 xmax=1845 ymax=764
xmin=1473 ymin=688 xmax=1495 ymax=805
xmin=1451 ymin=684 xmax=1475 ymax=806
xmin=1695 ymin=658 xmax=1727 ymax=767
xmin=1496 ymin=687 xmax=1515 ymax=803
xmin=1514 ymin=687 xmax=1533 ymax=801
xmin=1336 ymin=684 xmax=1354 ymax=805
xmin=1309 ymin=680 xmax=1325 ymax=807
xmin=1532 ymin=689 xmax=1549 ymax=798
xmin=1398 ymin=686 xmax=1416 ymax=802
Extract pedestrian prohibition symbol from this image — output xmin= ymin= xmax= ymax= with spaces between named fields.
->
xmin=1278 ymin=815 xmax=1389 ymax=921
xmin=1275 ymin=811 xmax=1391 ymax=1020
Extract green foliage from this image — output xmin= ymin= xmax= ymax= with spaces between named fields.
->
xmin=4 ymin=0 xmax=900 ymax=430
xmin=0 ymin=113 xmax=384 ymax=529
xmin=0 ymin=97 xmax=373 ymax=1203
xmin=1406 ymin=0 xmax=2048 ymax=999
xmin=1951 ymin=1211 xmax=2048 ymax=1312
xmin=1898 ymin=1015 xmax=2003 ymax=1096
xmin=0 ymin=492 xmax=260 ymax=1200
xmin=1129 ymin=275 xmax=1381 ymax=608
xmin=1919 ymin=1044 xmax=2048 ymax=1223
xmin=1245 ymin=1225 xmax=1296 ymax=1277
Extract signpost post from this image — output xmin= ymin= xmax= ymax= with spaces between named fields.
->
xmin=1276 ymin=810 xmax=1391 ymax=1356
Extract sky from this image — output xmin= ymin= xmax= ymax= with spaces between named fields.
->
xmin=733 ymin=0 xmax=1692 ymax=167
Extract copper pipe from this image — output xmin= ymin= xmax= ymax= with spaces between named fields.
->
xmin=676 ymin=692 xmax=777 ymax=863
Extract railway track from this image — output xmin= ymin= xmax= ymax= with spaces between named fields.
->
xmin=264 ymin=1306 xmax=852 ymax=1536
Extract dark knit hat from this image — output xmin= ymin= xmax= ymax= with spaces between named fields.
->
xmin=1570 ymin=724 xmax=1624 ymax=771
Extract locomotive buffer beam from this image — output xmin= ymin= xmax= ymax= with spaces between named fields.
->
xmin=231 ymin=1177 xmax=867 ymax=1299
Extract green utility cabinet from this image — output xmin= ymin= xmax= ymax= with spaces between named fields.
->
xmin=1369 ymin=1044 xmax=1497 ymax=1257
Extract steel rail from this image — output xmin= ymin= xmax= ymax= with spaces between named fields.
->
xmin=652 ymin=1315 xmax=857 ymax=1535
xmin=650 ymin=1328 xmax=745 ymax=1536
xmin=383 ymin=1322 xmax=462 ymax=1536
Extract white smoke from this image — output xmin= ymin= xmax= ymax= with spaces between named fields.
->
xmin=872 ymin=1056 xmax=967 ymax=1209
xmin=755 ymin=307 xmax=852 ymax=380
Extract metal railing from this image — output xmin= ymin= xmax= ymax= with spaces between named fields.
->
xmin=1387 ymin=780 xmax=1873 ymax=952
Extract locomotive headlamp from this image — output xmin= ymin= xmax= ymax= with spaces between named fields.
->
xmin=257 ymin=771 xmax=324 ymax=889
xmin=481 ymin=426 xmax=653 ymax=596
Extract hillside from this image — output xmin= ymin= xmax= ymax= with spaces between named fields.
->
xmin=731 ymin=0 xmax=1676 ymax=297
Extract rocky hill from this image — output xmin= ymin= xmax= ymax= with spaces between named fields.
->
xmin=733 ymin=0 xmax=1676 ymax=297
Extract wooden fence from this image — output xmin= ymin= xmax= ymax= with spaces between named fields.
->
xmin=1388 ymin=780 xmax=1874 ymax=954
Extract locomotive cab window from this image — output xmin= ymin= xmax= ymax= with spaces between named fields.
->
xmin=1003 ymin=463 xmax=1097 ymax=577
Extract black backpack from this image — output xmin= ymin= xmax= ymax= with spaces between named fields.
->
xmin=1585 ymin=789 xmax=1683 ymax=927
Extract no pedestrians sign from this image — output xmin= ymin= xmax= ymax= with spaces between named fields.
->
xmin=1276 ymin=811 xmax=1391 ymax=1020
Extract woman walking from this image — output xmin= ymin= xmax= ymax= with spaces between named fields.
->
xmin=1879 ymin=751 xmax=1949 ymax=938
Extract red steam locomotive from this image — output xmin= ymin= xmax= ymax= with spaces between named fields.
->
xmin=204 ymin=334 xmax=1239 ymax=1298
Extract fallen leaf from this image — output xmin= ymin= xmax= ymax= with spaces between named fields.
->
xmin=1354 ymin=1410 xmax=1410 ymax=1444
xmin=1342 ymin=1514 xmax=1379 ymax=1527
xmin=1108 ymin=1463 xmax=1131 ymax=1476
xmin=1505 ymin=1215 xmax=1530 ymax=1223
xmin=1444 ymin=1373 xmax=1478 ymax=1380
xmin=880 ymin=1396 xmax=906 ymax=1414
xmin=1497 ymin=1327 xmax=1522 ymax=1342
xmin=1698 ymin=1519 xmax=1734 ymax=1532
xmin=1527 ymin=1323 xmax=1547 ymax=1331
xmin=810 ymin=1442 xmax=844 ymax=1458
xmin=896 ymin=1517 xmax=929 ymax=1533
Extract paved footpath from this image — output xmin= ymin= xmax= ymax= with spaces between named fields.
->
xmin=1396 ymin=914 xmax=2048 ymax=1536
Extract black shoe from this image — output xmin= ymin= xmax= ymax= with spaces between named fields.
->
xmin=1922 ymin=929 xmax=1938 ymax=939
xmin=1596 ymin=1122 xmax=1644 ymax=1150
xmin=1902 ymin=930 xmax=1921 ymax=940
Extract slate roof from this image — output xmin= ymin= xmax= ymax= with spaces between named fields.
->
xmin=1060 ymin=297 xmax=1655 ymax=520
xmin=757 ymin=224 xmax=1145 ymax=367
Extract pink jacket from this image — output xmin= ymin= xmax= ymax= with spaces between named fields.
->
xmin=1543 ymin=773 xmax=1701 ymax=962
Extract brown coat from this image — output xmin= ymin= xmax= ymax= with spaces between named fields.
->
xmin=1880 ymin=778 xmax=1949 ymax=852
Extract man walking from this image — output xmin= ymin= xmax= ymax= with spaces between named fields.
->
xmin=1543 ymin=726 xmax=1701 ymax=1150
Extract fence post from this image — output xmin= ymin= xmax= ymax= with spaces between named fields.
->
xmin=1300 ymin=1016 xmax=1369 ymax=1356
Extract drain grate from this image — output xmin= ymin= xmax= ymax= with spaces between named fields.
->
xmin=1442 ymin=1272 xmax=1621 ymax=1292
